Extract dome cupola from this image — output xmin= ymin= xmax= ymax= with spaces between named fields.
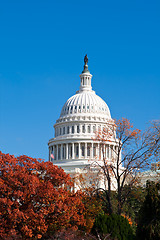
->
xmin=78 ymin=54 xmax=93 ymax=93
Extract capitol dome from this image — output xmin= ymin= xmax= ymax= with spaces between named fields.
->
xmin=60 ymin=91 xmax=111 ymax=119
xmin=48 ymin=55 xmax=117 ymax=186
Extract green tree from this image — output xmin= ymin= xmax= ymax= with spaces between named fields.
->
xmin=136 ymin=181 xmax=160 ymax=240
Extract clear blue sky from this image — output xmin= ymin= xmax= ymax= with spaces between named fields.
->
xmin=0 ymin=0 xmax=160 ymax=160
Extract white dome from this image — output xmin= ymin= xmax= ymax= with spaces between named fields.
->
xmin=60 ymin=91 xmax=111 ymax=119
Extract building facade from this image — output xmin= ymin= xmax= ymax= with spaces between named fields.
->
xmin=48 ymin=56 xmax=118 ymax=182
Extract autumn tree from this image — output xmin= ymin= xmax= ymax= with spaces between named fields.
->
xmin=0 ymin=152 xmax=85 ymax=239
xmin=92 ymin=118 xmax=153 ymax=215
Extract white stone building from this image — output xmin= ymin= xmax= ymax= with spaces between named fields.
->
xmin=48 ymin=55 xmax=118 ymax=187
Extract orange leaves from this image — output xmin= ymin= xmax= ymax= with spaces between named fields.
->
xmin=116 ymin=118 xmax=141 ymax=140
xmin=94 ymin=121 xmax=115 ymax=144
xmin=0 ymin=152 xmax=86 ymax=239
xmin=121 ymin=214 xmax=133 ymax=225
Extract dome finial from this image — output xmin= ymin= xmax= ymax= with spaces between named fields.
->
xmin=82 ymin=54 xmax=90 ymax=73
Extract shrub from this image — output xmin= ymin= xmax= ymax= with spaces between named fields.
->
xmin=92 ymin=213 xmax=134 ymax=240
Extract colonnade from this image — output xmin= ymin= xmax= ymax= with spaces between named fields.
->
xmin=49 ymin=143 xmax=117 ymax=161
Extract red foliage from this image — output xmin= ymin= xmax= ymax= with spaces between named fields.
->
xmin=0 ymin=152 xmax=85 ymax=239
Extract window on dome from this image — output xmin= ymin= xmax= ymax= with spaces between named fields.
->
xmin=93 ymin=145 xmax=96 ymax=157
xmin=70 ymin=146 xmax=72 ymax=159
xmin=82 ymin=145 xmax=85 ymax=157
xmin=60 ymin=128 xmax=61 ymax=135
xmin=87 ymin=106 xmax=89 ymax=109
xmin=72 ymin=126 xmax=74 ymax=133
xmin=77 ymin=125 xmax=80 ymax=133
xmin=63 ymin=127 xmax=65 ymax=134
xmin=82 ymin=125 xmax=85 ymax=133
xmin=71 ymin=106 xmax=73 ymax=110
xmin=88 ymin=125 xmax=91 ymax=133
xmin=67 ymin=126 xmax=69 ymax=134
xmin=63 ymin=146 xmax=65 ymax=159
xmin=76 ymin=146 xmax=78 ymax=157
xmin=87 ymin=146 xmax=90 ymax=156
xmin=75 ymin=106 xmax=77 ymax=110
xmin=93 ymin=125 xmax=96 ymax=133
xmin=58 ymin=146 xmax=61 ymax=160
xmin=83 ymin=105 xmax=85 ymax=109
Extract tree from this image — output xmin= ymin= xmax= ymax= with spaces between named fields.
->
xmin=0 ymin=152 xmax=85 ymax=239
xmin=73 ymin=171 xmax=104 ymax=233
xmin=136 ymin=181 xmax=160 ymax=240
xmin=146 ymin=120 xmax=160 ymax=159
xmin=92 ymin=118 xmax=152 ymax=215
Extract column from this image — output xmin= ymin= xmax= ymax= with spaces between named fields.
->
xmin=112 ymin=145 xmax=115 ymax=160
xmin=85 ymin=142 xmax=87 ymax=159
xmin=103 ymin=144 xmax=105 ymax=159
xmin=53 ymin=145 xmax=56 ymax=160
xmin=49 ymin=147 xmax=51 ymax=161
xmin=97 ymin=143 xmax=100 ymax=159
xmin=66 ymin=144 xmax=68 ymax=159
xmin=91 ymin=142 xmax=93 ymax=159
xmin=56 ymin=145 xmax=59 ymax=160
xmin=78 ymin=142 xmax=81 ymax=159
xmin=101 ymin=144 xmax=103 ymax=160
xmin=61 ymin=144 xmax=63 ymax=160
xmin=110 ymin=145 xmax=112 ymax=159
xmin=109 ymin=145 xmax=111 ymax=159
xmin=72 ymin=143 xmax=75 ymax=159
xmin=64 ymin=145 xmax=66 ymax=159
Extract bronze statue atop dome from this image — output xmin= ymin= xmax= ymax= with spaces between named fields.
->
xmin=84 ymin=54 xmax=88 ymax=65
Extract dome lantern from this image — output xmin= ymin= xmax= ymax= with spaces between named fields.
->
xmin=78 ymin=54 xmax=93 ymax=93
